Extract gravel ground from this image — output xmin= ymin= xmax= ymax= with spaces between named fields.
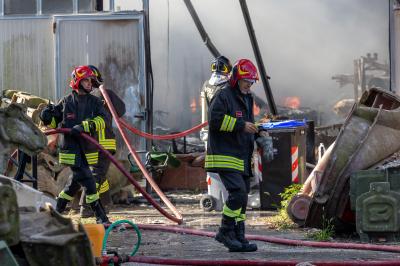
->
xmin=71 ymin=192 xmax=400 ymax=265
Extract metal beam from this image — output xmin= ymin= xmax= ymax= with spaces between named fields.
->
xmin=239 ymin=0 xmax=278 ymax=115
xmin=183 ymin=0 xmax=220 ymax=58
xmin=0 ymin=0 xmax=4 ymax=16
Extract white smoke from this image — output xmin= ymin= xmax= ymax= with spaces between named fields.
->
xmin=115 ymin=0 xmax=389 ymax=129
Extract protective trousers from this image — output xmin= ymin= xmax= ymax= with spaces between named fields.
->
xmin=219 ymin=171 xmax=250 ymax=222
xmin=92 ymin=152 xmax=111 ymax=196
xmin=79 ymin=151 xmax=112 ymax=217
xmin=58 ymin=164 xmax=98 ymax=204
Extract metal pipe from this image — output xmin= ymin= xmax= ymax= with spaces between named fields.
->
xmin=239 ymin=0 xmax=278 ymax=115
xmin=36 ymin=0 xmax=42 ymax=15
xmin=183 ymin=0 xmax=220 ymax=58
xmin=0 ymin=0 xmax=4 ymax=16
xmin=142 ymin=0 xmax=153 ymax=144
xmin=72 ymin=0 xmax=78 ymax=14
xmin=390 ymin=0 xmax=400 ymax=93
xmin=109 ymin=0 xmax=114 ymax=12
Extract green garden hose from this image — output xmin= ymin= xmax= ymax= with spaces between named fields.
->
xmin=102 ymin=220 xmax=142 ymax=256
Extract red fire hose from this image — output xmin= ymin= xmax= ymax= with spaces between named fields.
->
xmin=101 ymin=85 xmax=185 ymax=224
xmin=44 ymin=128 xmax=183 ymax=224
xmin=97 ymin=224 xmax=400 ymax=265
xmin=119 ymin=118 xmax=208 ymax=140
xmin=99 ymin=256 xmax=400 ymax=266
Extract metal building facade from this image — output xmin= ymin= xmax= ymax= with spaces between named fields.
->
xmin=0 ymin=17 xmax=54 ymax=99
xmin=0 ymin=11 xmax=147 ymax=157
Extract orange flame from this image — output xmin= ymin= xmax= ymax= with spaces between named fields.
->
xmin=190 ymin=97 xmax=197 ymax=113
xmin=284 ymin=96 xmax=301 ymax=109
xmin=253 ymin=103 xmax=260 ymax=116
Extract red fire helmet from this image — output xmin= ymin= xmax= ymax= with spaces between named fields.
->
xmin=69 ymin=65 xmax=95 ymax=91
xmin=229 ymin=59 xmax=259 ymax=87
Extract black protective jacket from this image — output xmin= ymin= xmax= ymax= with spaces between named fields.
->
xmin=91 ymin=87 xmax=126 ymax=151
xmin=205 ymin=83 xmax=255 ymax=176
xmin=48 ymin=91 xmax=108 ymax=166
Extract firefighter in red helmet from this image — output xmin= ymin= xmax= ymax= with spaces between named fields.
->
xmin=40 ymin=65 xmax=110 ymax=224
xmin=79 ymin=65 xmax=126 ymax=218
xmin=206 ymin=59 xmax=259 ymax=252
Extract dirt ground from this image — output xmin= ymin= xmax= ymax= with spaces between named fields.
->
xmin=71 ymin=192 xmax=400 ymax=265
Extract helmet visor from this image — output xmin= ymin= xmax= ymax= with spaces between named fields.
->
xmin=242 ymin=78 xmax=256 ymax=85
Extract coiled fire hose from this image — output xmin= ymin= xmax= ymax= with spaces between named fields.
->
xmin=102 ymin=220 xmax=141 ymax=257
xmin=44 ymin=128 xmax=183 ymax=224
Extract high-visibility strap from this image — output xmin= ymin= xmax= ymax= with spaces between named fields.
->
xmin=99 ymin=180 xmax=110 ymax=194
xmin=220 ymin=114 xmax=236 ymax=132
xmin=82 ymin=120 xmax=90 ymax=132
xmin=59 ymin=153 xmax=75 ymax=165
xmin=222 ymin=204 xmax=241 ymax=218
xmin=98 ymin=128 xmax=106 ymax=140
xmin=59 ymin=191 xmax=73 ymax=201
xmin=92 ymin=116 xmax=105 ymax=131
xmin=86 ymin=193 xmax=99 ymax=204
xmin=205 ymin=155 xmax=244 ymax=172
xmin=99 ymin=139 xmax=116 ymax=150
xmin=235 ymin=213 xmax=246 ymax=222
xmin=85 ymin=152 xmax=98 ymax=165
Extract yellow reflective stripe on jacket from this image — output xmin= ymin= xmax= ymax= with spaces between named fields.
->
xmin=82 ymin=120 xmax=90 ymax=132
xmin=222 ymin=204 xmax=241 ymax=218
xmin=59 ymin=191 xmax=74 ymax=201
xmin=98 ymin=128 xmax=106 ymax=141
xmin=85 ymin=152 xmax=99 ymax=165
xmin=86 ymin=193 xmax=99 ymax=204
xmin=99 ymin=139 xmax=116 ymax=150
xmin=219 ymin=115 xmax=236 ymax=132
xmin=235 ymin=213 xmax=246 ymax=222
xmin=92 ymin=116 xmax=105 ymax=131
xmin=205 ymin=155 xmax=244 ymax=172
xmin=59 ymin=153 xmax=75 ymax=165
xmin=99 ymin=180 xmax=110 ymax=194
xmin=50 ymin=117 xmax=57 ymax=129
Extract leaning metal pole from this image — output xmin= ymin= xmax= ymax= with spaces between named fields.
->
xmin=183 ymin=0 xmax=220 ymax=58
xmin=239 ymin=0 xmax=278 ymax=115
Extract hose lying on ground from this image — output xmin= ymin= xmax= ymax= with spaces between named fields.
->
xmin=44 ymin=128 xmax=183 ymax=224
xmin=98 ymin=223 xmax=400 ymax=266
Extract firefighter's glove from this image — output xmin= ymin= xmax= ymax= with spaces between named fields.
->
xmin=256 ymin=135 xmax=274 ymax=162
xmin=39 ymin=105 xmax=54 ymax=125
xmin=70 ymin=124 xmax=84 ymax=137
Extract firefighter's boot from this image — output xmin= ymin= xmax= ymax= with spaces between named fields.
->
xmin=90 ymin=200 xmax=110 ymax=225
xmin=235 ymin=221 xmax=257 ymax=252
xmin=56 ymin=198 xmax=69 ymax=214
xmin=215 ymin=215 xmax=243 ymax=252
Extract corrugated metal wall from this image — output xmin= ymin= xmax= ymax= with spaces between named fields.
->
xmin=0 ymin=18 xmax=55 ymax=99
xmin=55 ymin=16 xmax=146 ymax=156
